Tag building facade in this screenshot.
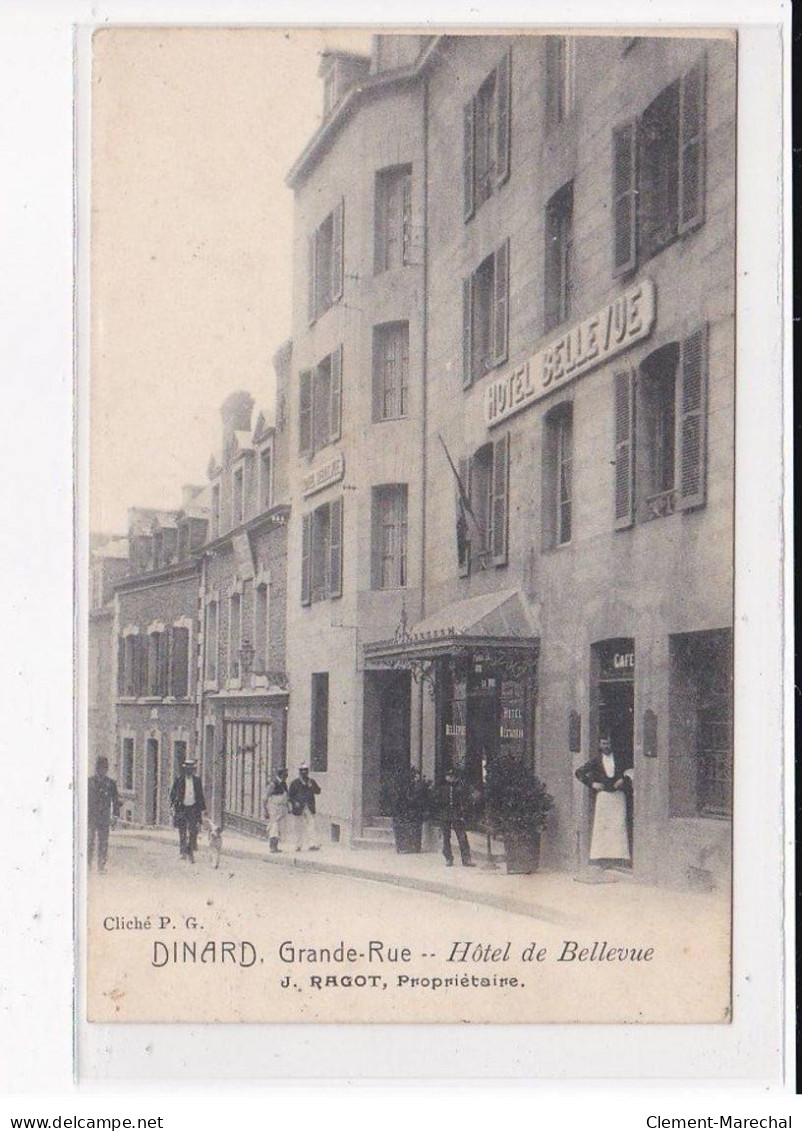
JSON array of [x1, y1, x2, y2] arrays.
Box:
[[88, 534, 129, 771], [286, 33, 735, 886]]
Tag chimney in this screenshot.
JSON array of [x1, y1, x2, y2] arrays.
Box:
[[220, 390, 254, 449], [181, 484, 204, 510]]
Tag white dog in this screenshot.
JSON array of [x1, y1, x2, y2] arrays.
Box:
[[203, 817, 223, 869]]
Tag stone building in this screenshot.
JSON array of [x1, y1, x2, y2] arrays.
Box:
[[286, 33, 735, 886], [88, 533, 129, 773]]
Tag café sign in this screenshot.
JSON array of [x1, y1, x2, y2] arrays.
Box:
[[302, 451, 345, 498], [485, 278, 656, 428]]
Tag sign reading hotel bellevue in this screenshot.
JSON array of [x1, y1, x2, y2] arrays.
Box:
[[485, 279, 656, 428], [301, 451, 345, 498]]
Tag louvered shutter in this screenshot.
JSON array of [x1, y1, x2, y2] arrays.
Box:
[[462, 275, 474, 389], [165, 626, 174, 697], [463, 100, 476, 222], [329, 345, 342, 443], [457, 457, 471, 577], [137, 634, 148, 697], [116, 635, 125, 696], [491, 433, 510, 566], [493, 238, 510, 366], [301, 513, 312, 606], [613, 370, 636, 529], [299, 370, 313, 456], [172, 627, 190, 699], [678, 57, 707, 235], [612, 120, 638, 277], [307, 232, 317, 324], [329, 497, 343, 599], [676, 326, 708, 510], [332, 198, 344, 303], [158, 630, 170, 697], [370, 491, 381, 590], [495, 46, 512, 186]]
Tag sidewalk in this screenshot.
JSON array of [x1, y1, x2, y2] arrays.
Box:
[[114, 824, 728, 933]]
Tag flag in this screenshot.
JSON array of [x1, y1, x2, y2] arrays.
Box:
[[437, 433, 487, 562]]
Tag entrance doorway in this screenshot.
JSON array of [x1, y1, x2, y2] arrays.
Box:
[[223, 720, 272, 833], [378, 672, 411, 815], [592, 639, 635, 859], [145, 737, 160, 825]]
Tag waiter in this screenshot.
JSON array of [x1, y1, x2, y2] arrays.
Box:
[[87, 756, 121, 873], [169, 757, 206, 864]]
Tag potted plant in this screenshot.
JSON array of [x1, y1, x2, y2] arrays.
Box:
[[485, 753, 553, 874], [380, 765, 434, 854]]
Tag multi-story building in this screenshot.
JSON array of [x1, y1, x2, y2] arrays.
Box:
[[287, 33, 735, 887], [88, 533, 129, 771]]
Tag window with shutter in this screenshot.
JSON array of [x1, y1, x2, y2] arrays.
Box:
[[301, 513, 312, 606], [614, 370, 636, 529], [496, 46, 511, 187], [493, 238, 510, 366], [463, 100, 475, 222], [117, 635, 125, 696], [545, 182, 574, 332], [491, 433, 510, 566], [612, 120, 638, 277], [330, 345, 342, 442], [462, 276, 473, 388], [677, 326, 708, 510], [307, 233, 317, 325], [679, 57, 707, 234], [172, 626, 190, 698], [332, 198, 344, 303], [329, 497, 343, 599], [137, 633, 148, 697], [299, 370, 312, 456], [457, 456, 471, 577]]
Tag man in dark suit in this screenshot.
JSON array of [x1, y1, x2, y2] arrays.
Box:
[[439, 767, 476, 868], [88, 756, 121, 873], [288, 764, 321, 851], [169, 757, 206, 863]]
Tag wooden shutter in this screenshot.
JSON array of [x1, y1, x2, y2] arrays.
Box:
[[307, 232, 317, 325], [332, 198, 344, 303], [172, 627, 189, 699], [329, 345, 342, 443], [301, 513, 312, 606], [676, 325, 708, 510], [329, 497, 343, 599], [612, 120, 638, 277], [158, 630, 170, 697], [495, 46, 512, 186], [463, 99, 476, 222], [678, 56, 707, 235], [165, 626, 174, 697], [491, 433, 510, 566], [493, 238, 510, 366], [613, 370, 636, 529], [462, 275, 474, 389], [117, 635, 125, 696], [457, 457, 471, 577], [136, 634, 148, 697], [370, 489, 381, 590], [299, 370, 313, 456]]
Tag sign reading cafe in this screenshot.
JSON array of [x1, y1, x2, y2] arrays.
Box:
[[485, 279, 656, 428]]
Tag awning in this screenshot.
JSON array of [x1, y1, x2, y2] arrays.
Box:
[[363, 589, 539, 667]]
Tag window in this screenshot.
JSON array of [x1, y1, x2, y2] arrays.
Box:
[[456, 434, 510, 576], [232, 465, 245, 527], [147, 630, 167, 697], [229, 593, 242, 680], [121, 737, 135, 792], [462, 240, 509, 388], [613, 57, 706, 277], [299, 346, 343, 457], [205, 601, 218, 682], [170, 625, 190, 698], [308, 200, 344, 323], [254, 581, 270, 674], [545, 36, 575, 127], [119, 633, 142, 698], [259, 446, 273, 511], [373, 322, 409, 421], [301, 497, 343, 605], [211, 483, 220, 539], [614, 327, 708, 530], [463, 46, 511, 221], [542, 404, 573, 549], [375, 166, 412, 272], [371, 485, 409, 590], [310, 673, 329, 772], [544, 182, 574, 332]]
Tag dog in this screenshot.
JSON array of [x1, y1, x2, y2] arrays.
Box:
[[203, 818, 223, 869]]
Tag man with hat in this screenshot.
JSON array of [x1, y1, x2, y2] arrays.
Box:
[[288, 763, 321, 852], [88, 755, 121, 873], [169, 757, 206, 864], [264, 766, 290, 853]]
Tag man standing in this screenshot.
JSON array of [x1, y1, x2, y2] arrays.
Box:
[[439, 766, 475, 868], [264, 766, 289, 853], [88, 756, 121, 873], [169, 757, 206, 864], [288, 763, 321, 852]]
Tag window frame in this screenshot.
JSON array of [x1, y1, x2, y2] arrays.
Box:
[[371, 484, 409, 590], [374, 164, 413, 274], [373, 321, 410, 422]]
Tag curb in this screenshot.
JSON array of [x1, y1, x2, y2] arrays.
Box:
[[116, 829, 575, 927]]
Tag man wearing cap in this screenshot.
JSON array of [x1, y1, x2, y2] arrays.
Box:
[[169, 757, 206, 864], [88, 756, 121, 873], [264, 766, 290, 853], [288, 764, 321, 852]]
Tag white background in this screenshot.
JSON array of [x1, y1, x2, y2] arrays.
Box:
[[0, 0, 793, 1119]]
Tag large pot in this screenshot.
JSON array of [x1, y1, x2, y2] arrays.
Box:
[[502, 828, 541, 874], [393, 818, 423, 854]]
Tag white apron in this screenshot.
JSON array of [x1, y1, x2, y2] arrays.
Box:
[[589, 790, 630, 862]]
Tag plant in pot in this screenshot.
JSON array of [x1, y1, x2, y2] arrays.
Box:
[[380, 765, 434, 854], [485, 753, 553, 874]]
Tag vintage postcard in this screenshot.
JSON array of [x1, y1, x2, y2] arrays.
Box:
[[85, 26, 736, 1025]]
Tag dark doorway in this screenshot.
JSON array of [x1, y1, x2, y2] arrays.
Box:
[[378, 672, 411, 814], [592, 638, 635, 861], [146, 738, 159, 825]]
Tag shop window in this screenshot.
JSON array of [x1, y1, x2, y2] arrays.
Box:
[[463, 46, 511, 221], [310, 672, 329, 772], [375, 165, 412, 273], [170, 625, 190, 698], [371, 485, 408, 590], [544, 181, 574, 332], [204, 601, 218, 682], [545, 36, 576, 128], [542, 403, 573, 549], [307, 199, 344, 323], [373, 322, 409, 421], [299, 346, 342, 456], [457, 434, 509, 576], [462, 239, 509, 388], [259, 445, 273, 511], [301, 497, 343, 605], [228, 593, 242, 680], [121, 737, 135, 792], [612, 56, 706, 276]]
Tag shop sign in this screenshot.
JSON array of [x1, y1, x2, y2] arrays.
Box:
[[485, 278, 656, 428], [599, 646, 635, 681], [301, 451, 345, 498]]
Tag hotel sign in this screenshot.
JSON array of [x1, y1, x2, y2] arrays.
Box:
[[301, 451, 345, 498], [485, 279, 656, 428]]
